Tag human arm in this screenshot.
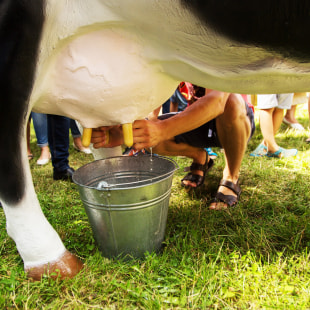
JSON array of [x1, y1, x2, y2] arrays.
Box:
[[132, 90, 230, 150]]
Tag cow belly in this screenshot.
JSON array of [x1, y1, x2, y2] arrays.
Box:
[[31, 28, 178, 127]]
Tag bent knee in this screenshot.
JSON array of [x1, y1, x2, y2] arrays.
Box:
[[219, 94, 246, 121], [218, 95, 251, 136], [227, 94, 246, 114]]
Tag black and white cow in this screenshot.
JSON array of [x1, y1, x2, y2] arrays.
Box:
[[1, 0, 310, 280]]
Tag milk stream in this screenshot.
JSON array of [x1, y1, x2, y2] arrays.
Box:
[[150, 147, 153, 182]]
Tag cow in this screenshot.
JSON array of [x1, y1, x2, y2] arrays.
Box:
[[1, 0, 310, 280]]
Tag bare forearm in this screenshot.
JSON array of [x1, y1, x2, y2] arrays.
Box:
[[159, 90, 230, 140], [132, 90, 230, 150]]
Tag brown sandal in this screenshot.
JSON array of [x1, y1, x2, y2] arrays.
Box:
[[181, 158, 214, 188], [210, 179, 241, 209]]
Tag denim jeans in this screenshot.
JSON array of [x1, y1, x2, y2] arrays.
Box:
[[162, 98, 171, 114], [70, 119, 81, 138], [47, 114, 70, 172], [31, 112, 48, 147]]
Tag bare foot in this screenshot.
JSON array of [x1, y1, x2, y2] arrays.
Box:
[[38, 146, 50, 161]]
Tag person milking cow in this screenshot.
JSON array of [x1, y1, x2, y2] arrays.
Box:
[[89, 88, 255, 210]]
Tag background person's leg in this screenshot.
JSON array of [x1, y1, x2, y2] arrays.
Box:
[[259, 107, 280, 153], [47, 115, 74, 181], [265, 94, 297, 157], [70, 119, 92, 154], [32, 112, 50, 165]]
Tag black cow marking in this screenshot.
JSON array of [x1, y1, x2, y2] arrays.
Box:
[[0, 0, 45, 204], [181, 0, 310, 61]]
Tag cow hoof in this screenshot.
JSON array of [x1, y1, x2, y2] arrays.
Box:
[[25, 250, 83, 281]]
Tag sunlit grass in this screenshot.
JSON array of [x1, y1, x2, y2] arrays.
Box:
[[0, 103, 310, 309]]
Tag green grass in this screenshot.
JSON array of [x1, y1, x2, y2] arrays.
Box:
[[1, 104, 310, 309]]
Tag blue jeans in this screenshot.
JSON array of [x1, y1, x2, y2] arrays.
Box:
[[162, 98, 171, 114], [31, 112, 48, 147], [47, 114, 70, 172], [70, 119, 81, 138]]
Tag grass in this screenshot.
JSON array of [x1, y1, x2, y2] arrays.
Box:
[[1, 103, 310, 309]]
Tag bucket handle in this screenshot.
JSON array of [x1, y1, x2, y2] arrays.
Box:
[[96, 155, 179, 190]]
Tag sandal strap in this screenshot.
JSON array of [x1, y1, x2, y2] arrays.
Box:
[[214, 192, 238, 208], [181, 157, 214, 188], [184, 158, 214, 173], [219, 179, 241, 196], [181, 173, 204, 185], [184, 162, 205, 172], [190, 162, 205, 171]]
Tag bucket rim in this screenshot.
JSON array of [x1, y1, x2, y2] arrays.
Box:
[[72, 154, 179, 190]]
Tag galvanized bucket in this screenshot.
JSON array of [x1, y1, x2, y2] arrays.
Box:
[[73, 155, 178, 259]]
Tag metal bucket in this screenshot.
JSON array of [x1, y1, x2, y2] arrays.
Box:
[[73, 155, 178, 259]]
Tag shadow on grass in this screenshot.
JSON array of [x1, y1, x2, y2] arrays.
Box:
[[165, 127, 310, 265]]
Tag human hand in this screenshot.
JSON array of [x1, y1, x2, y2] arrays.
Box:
[[91, 125, 123, 149], [132, 119, 165, 151]]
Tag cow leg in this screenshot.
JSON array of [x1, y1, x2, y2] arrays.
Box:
[[1, 134, 83, 280], [0, 1, 82, 280]]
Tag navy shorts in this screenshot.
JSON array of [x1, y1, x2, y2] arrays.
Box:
[[158, 101, 255, 149]]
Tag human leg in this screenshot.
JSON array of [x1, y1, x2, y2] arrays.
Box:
[[266, 94, 297, 157], [32, 112, 48, 146], [283, 93, 305, 130], [152, 139, 213, 188], [27, 118, 33, 159], [272, 107, 285, 135], [261, 106, 297, 157], [70, 119, 81, 138], [251, 94, 277, 156], [47, 115, 74, 181], [31, 112, 50, 165], [156, 112, 218, 187], [258, 107, 281, 153], [284, 104, 297, 123], [251, 94, 297, 157], [209, 94, 251, 210], [70, 119, 92, 154]]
